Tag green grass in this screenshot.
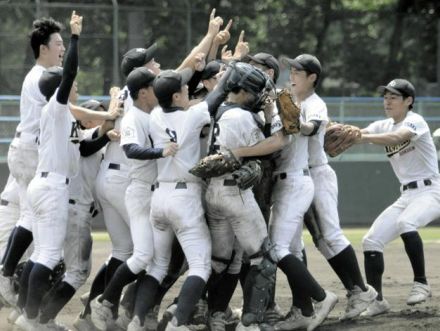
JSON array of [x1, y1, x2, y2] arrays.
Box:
[[92, 227, 440, 244]]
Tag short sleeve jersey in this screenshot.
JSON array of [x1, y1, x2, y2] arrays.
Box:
[[120, 105, 158, 183], [149, 101, 210, 183], [366, 111, 439, 184], [16, 65, 47, 136]]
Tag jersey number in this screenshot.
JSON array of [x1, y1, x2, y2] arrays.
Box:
[[166, 128, 177, 142]]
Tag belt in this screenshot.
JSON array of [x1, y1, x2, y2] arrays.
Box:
[[0, 199, 9, 206], [155, 182, 187, 189], [69, 199, 99, 217], [223, 179, 237, 186], [108, 163, 120, 170], [402, 179, 432, 191], [41, 172, 69, 185], [15, 131, 39, 143], [274, 169, 310, 181]]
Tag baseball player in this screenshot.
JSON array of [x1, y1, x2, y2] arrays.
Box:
[[358, 79, 440, 316], [90, 67, 178, 331], [0, 16, 64, 307], [282, 54, 377, 322], [13, 11, 83, 331]]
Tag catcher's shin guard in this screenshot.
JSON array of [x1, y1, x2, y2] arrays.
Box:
[[241, 238, 277, 326]]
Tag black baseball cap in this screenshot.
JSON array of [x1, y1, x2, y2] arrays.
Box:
[[246, 52, 280, 83], [121, 43, 157, 78], [126, 67, 156, 96], [283, 54, 321, 77], [39, 66, 63, 101], [201, 61, 221, 80], [378, 79, 415, 98], [80, 99, 106, 111], [153, 68, 193, 102]]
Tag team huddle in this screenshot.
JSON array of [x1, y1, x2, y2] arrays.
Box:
[[0, 8, 439, 331]]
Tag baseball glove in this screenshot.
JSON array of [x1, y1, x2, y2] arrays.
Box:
[[189, 149, 241, 178], [324, 122, 362, 157], [232, 160, 263, 190], [276, 89, 301, 134]]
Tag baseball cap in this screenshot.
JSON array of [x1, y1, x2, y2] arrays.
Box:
[[126, 67, 156, 96], [246, 52, 280, 83], [39, 66, 63, 101], [377, 78, 415, 98], [80, 99, 106, 111], [121, 43, 157, 78], [153, 68, 193, 102], [201, 61, 221, 80], [283, 54, 321, 76]]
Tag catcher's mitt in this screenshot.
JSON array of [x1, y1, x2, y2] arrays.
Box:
[[232, 160, 263, 190], [276, 89, 301, 134], [189, 149, 241, 178], [324, 122, 362, 157]]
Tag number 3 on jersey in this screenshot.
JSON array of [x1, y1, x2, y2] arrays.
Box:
[[166, 128, 177, 143]]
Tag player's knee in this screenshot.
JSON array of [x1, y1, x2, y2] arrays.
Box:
[[397, 217, 417, 234], [362, 235, 383, 252], [64, 269, 90, 290], [126, 253, 152, 275]]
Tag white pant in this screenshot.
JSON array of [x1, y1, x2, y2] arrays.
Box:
[[125, 179, 154, 274], [270, 173, 314, 261], [149, 182, 211, 282], [63, 201, 94, 290], [28, 173, 69, 269], [310, 164, 350, 259], [95, 161, 132, 261], [0, 201, 20, 259], [363, 177, 440, 252], [206, 177, 267, 273], [7, 139, 38, 231]]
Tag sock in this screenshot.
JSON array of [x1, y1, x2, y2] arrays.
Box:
[[82, 262, 108, 317], [174, 276, 206, 326], [208, 272, 239, 313], [301, 248, 308, 267], [239, 262, 251, 290], [24, 263, 52, 319], [120, 273, 143, 317], [16, 260, 34, 309], [133, 274, 160, 324], [2, 226, 33, 277], [1, 227, 16, 265], [39, 280, 76, 323], [328, 245, 366, 291], [401, 231, 427, 284], [100, 262, 137, 316], [105, 257, 124, 286], [278, 254, 326, 302], [364, 251, 384, 300]]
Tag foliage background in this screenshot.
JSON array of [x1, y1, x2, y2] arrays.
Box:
[[0, 0, 439, 96]]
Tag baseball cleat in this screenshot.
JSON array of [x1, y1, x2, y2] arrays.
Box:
[[127, 316, 147, 331], [8, 307, 21, 324], [307, 290, 338, 331], [274, 306, 312, 330], [164, 317, 191, 331], [73, 313, 99, 331], [360, 298, 390, 317], [90, 297, 114, 330], [406, 282, 432, 305], [41, 319, 70, 331], [144, 305, 160, 331], [263, 303, 283, 325], [191, 298, 208, 324], [80, 291, 90, 306], [115, 303, 131, 330], [235, 321, 261, 331], [0, 273, 17, 306], [208, 311, 227, 331], [14, 314, 40, 331], [340, 285, 377, 320], [157, 303, 177, 331]]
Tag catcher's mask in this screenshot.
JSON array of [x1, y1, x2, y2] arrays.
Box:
[[226, 62, 276, 112]]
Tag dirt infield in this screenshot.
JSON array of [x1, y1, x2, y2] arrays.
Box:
[[1, 236, 439, 330]]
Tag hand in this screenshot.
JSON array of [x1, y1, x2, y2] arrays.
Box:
[[221, 45, 234, 63], [106, 129, 120, 142], [106, 103, 122, 120], [193, 52, 206, 72], [70, 10, 83, 36], [207, 8, 223, 37], [233, 30, 249, 60], [162, 142, 179, 157], [214, 19, 232, 45]]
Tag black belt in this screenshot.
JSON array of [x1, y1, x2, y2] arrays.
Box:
[[274, 169, 310, 181], [156, 182, 187, 189], [223, 179, 237, 186], [69, 199, 76, 205], [108, 163, 120, 170], [41, 172, 69, 185], [0, 199, 9, 206], [403, 179, 432, 191]]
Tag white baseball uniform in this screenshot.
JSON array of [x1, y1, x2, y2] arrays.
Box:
[[0, 175, 20, 259], [8, 65, 46, 231], [206, 105, 268, 274], [148, 101, 211, 283], [305, 93, 350, 259], [27, 91, 81, 269], [120, 105, 157, 274], [362, 111, 440, 252], [95, 87, 133, 262]]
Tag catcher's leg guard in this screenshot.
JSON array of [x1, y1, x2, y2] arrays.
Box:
[[242, 238, 278, 326]]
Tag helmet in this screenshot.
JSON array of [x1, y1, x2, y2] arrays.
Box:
[[225, 62, 276, 111]]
